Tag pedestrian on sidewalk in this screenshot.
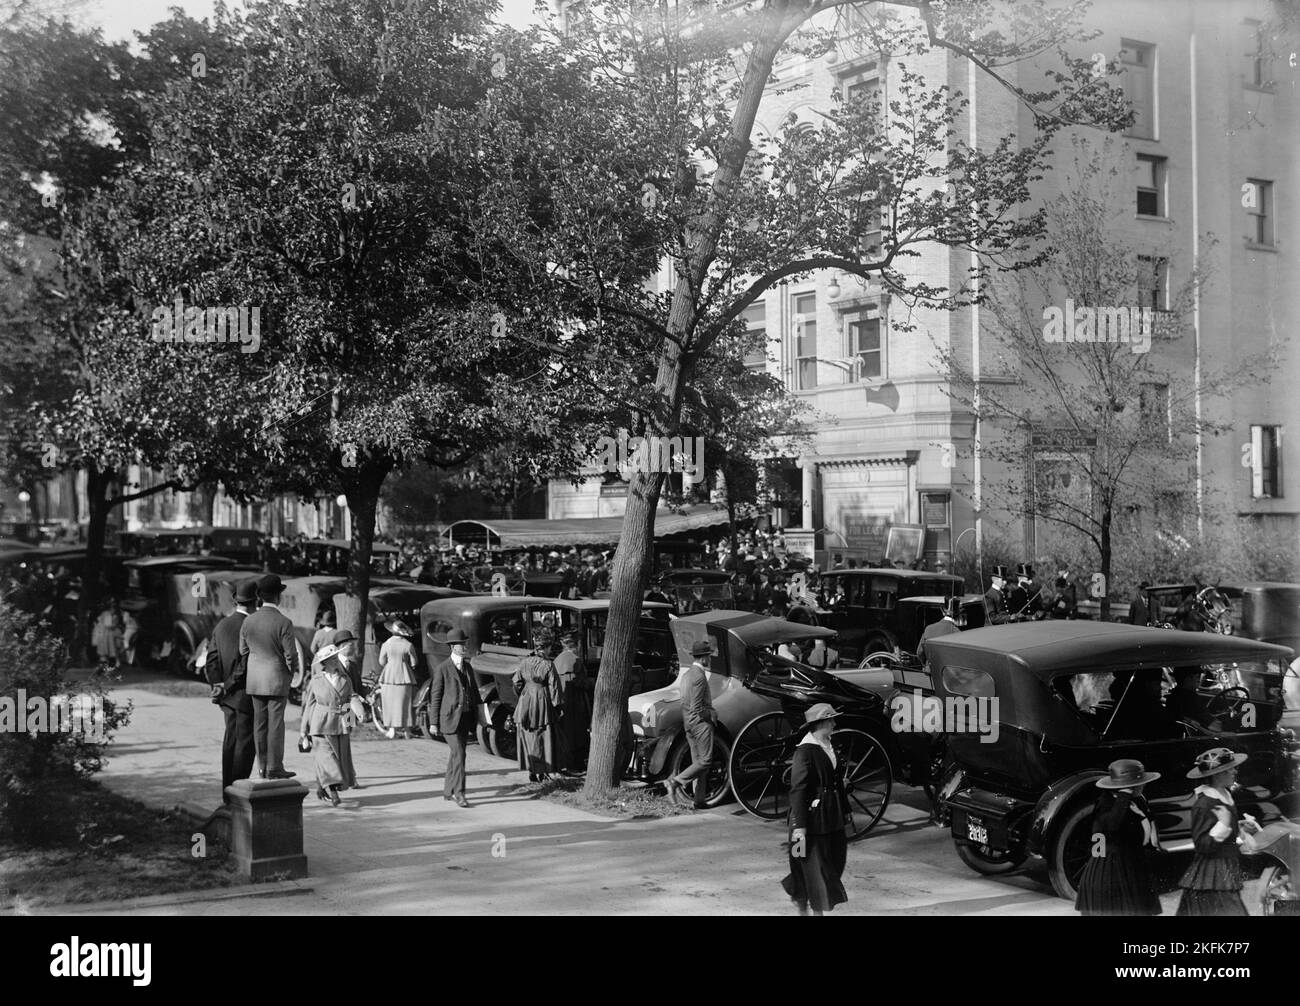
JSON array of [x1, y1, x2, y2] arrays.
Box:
[[299, 637, 355, 807], [239, 573, 299, 780], [326, 629, 363, 789], [428, 626, 479, 807], [1074, 759, 1162, 916], [513, 626, 563, 782], [1176, 747, 1261, 916], [378, 619, 419, 739], [553, 629, 591, 772], [782, 703, 849, 916], [91, 599, 123, 665], [206, 578, 258, 799], [664, 639, 717, 809]]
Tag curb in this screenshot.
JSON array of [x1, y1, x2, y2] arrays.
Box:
[[10, 876, 317, 916]]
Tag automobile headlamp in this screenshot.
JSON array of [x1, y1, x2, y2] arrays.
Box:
[[642, 702, 657, 731]]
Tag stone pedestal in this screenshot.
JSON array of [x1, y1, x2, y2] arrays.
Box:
[[224, 778, 309, 881]]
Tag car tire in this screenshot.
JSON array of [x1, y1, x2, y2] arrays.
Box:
[[861, 633, 895, 657], [1046, 801, 1095, 899], [666, 733, 732, 808], [955, 839, 1027, 876], [169, 632, 193, 679], [490, 705, 517, 762], [1259, 863, 1295, 915]]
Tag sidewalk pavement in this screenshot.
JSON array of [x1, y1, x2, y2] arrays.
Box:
[[42, 680, 1081, 916]]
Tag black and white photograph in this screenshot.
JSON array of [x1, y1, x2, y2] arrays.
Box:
[[0, 0, 1297, 950]]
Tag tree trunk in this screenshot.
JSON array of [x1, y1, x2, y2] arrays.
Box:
[[582, 6, 795, 797], [342, 458, 392, 682], [76, 465, 113, 665]]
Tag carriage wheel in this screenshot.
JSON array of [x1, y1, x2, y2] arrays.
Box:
[[858, 650, 899, 670], [831, 728, 892, 841], [728, 711, 796, 820], [369, 689, 388, 733]]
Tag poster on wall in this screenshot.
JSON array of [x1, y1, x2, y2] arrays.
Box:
[[842, 512, 891, 557], [885, 524, 924, 566]]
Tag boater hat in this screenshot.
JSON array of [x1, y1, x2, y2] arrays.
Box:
[[1095, 758, 1161, 789], [1187, 747, 1248, 779], [385, 618, 413, 638]]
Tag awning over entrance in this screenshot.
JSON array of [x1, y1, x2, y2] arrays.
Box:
[[444, 504, 733, 549]]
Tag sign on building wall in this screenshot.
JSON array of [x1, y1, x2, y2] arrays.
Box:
[[886, 524, 924, 565], [842, 511, 890, 555]]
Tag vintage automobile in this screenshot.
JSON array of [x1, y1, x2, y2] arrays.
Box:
[[120, 556, 247, 667], [420, 595, 676, 759], [627, 610, 837, 806], [296, 539, 402, 577], [649, 568, 736, 613], [793, 568, 965, 661], [167, 567, 264, 677], [117, 526, 264, 563], [1233, 583, 1300, 711], [925, 621, 1300, 903], [333, 582, 469, 686]]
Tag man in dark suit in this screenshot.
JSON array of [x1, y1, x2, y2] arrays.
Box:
[[917, 596, 962, 667], [428, 627, 479, 807], [206, 577, 259, 798], [664, 639, 717, 809], [984, 565, 1013, 625], [239, 573, 299, 779]]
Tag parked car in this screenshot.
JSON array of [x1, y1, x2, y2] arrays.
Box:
[[119, 556, 246, 667], [333, 582, 469, 683], [168, 567, 264, 677], [925, 620, 1299, 902], [420, 595, 675, 759], [626, 610, 837, 806], [650, 568, 736, 613], [788, 569, 966, 661], [297, 539, 402, 577]]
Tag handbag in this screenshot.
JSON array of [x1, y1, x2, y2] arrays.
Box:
[[297, 735, 313, 753]]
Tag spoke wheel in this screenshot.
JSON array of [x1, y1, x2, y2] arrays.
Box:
[[1046, 802, 1094, 898], [728, 711, 796, 820], [831, 728, 892, 840], [1260, 864, 1296, 916], [369, 689, 388, 733], [665, 733, 733, 808]]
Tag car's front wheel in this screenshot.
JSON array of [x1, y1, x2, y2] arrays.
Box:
[[955, 839, 1027, 876]]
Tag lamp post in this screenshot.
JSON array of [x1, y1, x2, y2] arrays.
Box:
[[954, 525, 981, 594], [17, 489, 30, 523]]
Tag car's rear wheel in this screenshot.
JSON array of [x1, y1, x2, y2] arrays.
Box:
[[489, 705, 516, 762], [955, 840, 1026, 876], [666, 733, 732, 808], [1047, 801, 1094, 899]]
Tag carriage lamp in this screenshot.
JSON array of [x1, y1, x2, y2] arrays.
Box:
[[335, 495, 347, 508], [827, 276, 841, 300]]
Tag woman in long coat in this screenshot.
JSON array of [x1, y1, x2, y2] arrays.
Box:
[[552, 630, 592, 772], [782, 703, 850, 916], [1177, 747, 1261, 916], [378, 619, 419, 739], [512, 627, 563, 781], [1075, 759, 1162, 916], [299, 639, 355, 807]]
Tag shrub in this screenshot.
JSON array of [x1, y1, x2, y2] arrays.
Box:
[[0, 602, 132, 846]]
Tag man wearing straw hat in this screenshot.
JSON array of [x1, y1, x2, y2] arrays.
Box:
[[782, 703, 850, 915]]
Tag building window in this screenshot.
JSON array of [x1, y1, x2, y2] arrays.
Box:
[[1137, 256, 1168, 310], [846, 306, 885, 381], [1121, 40, 1156, 138], [742, 301, 767, 372], [1136, 155, 1165, 217], [1245, 179, 1274, 247], [1244, 19, 1273, 90], [792, 292, 817, 390], [1250, 425, 1283, 499], [1139, 382, 1171, 444]]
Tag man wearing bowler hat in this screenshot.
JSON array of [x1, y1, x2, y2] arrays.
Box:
[[428, 627, 479, 807], [206, 577, 259, 797], [239, 573, 299, 779], [664, 638, 718, 809]]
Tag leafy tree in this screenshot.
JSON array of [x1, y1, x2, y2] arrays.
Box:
[[474, 0, 1132, 794]]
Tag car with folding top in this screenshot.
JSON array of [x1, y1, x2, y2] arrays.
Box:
[[420, 595, 675, 761], [925, 621, 1300, 903], [650, 568, 736, 613], [626, 609, 837, 806]]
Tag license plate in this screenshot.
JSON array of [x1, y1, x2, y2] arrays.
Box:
[[966, 815, 988, 845]]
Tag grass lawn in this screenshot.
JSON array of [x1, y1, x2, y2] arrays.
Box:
[[0, 777, 239, 912]]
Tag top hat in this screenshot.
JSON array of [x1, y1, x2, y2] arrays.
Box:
[[444, 627, 469, 645], [803, 702, 841, 726], [990, 565, 1011, 581], [386, 618, 413, 638], [1186, 747, 1249, 779], [943, 596, 962, 620], [234, 579, 260, 604], [1015, 563, 1035, 579], [1095, 758, 1161, 789], [258, 573, 284, 598], [690, 639, 715, 658]]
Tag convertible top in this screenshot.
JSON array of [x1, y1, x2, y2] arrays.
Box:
[[673, 609, 835, 646], [924, 620, 1292, 679]]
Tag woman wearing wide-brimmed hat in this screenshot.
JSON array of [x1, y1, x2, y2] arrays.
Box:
[[512, 626, 563, 781], [1074, 759, 1162, 916], [298, 635, 356, 807], [377, 618, 419, 739], [781, 703, 850, 916], [1176, 747, 1261, 916]]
